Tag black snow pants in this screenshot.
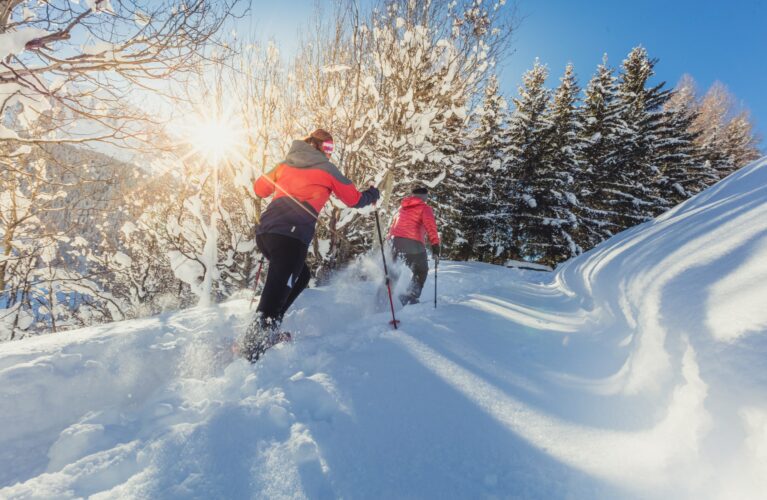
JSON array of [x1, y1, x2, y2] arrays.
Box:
[[391, 237, 429, 305], [255, 233, 311, 325]]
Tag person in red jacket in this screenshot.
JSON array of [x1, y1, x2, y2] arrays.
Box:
[[387, 185, 440, 305], [245, 129, 379, 361]]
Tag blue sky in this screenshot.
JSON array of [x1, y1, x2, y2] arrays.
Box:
[[245, 0, 765, 146], [502, 0, 766, 145]]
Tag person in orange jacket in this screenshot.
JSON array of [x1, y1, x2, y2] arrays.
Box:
[[387, 185, 440, 305], [245, 129, 379, 361]]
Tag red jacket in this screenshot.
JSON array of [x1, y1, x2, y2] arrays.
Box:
[[253, 140, 376, 244], [388, 196, 440, 245], [254, 163, 363, 213]]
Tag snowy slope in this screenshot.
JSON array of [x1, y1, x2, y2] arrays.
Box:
[[1, 158, 766, 499]]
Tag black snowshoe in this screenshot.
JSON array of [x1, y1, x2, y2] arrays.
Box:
[[236, 315, 292, 363]]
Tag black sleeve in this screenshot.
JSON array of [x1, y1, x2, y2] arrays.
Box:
[[353, 186, 380, 208]]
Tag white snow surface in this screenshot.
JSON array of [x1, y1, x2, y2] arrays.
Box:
[[2, 158, 767, 499]]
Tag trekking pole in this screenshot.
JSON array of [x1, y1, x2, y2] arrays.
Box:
[[249, 256, 266, 310], [374, 208, 400, 329], [434, 256, 438, 309]]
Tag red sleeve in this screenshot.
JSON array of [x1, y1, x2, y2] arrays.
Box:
[[422, 206, 440, 245], [329, 176, 362, 207], [253, 165, 281, 198]]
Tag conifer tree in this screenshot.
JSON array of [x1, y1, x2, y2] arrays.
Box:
[[575, 55, 625, 247], [504, 61, 554, 262], [655, 75, 709, 206], [429, 112, 471, 258], [611, 47, 669, 226], [539, 63, 583, 263], [458, 75, 509, 261]]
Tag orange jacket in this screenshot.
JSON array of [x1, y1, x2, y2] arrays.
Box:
[[254, 140, 377, 244], [254, 163, 363, 213]]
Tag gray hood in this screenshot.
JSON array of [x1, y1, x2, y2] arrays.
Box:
[[282, 140, 352, 184]]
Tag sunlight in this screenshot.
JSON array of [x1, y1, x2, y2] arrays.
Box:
[[184, 111, 246, 166]]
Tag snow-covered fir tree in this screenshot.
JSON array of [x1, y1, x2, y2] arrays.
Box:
[[427, 112, 471, 258], [610, 47, 669, 227], [503, 60, 554, 262], [574, 55, 625, 247], [456, 75, 509, 261], [537, 63, 583, 264], [655, 74, 709, 206]]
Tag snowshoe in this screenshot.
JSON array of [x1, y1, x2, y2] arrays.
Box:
[[236, 315, 292, 363], [234, 330, 292, 363], [398, 294, 419, 306]]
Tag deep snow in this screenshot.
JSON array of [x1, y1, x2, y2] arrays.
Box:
[[1, 158, 766, 499]]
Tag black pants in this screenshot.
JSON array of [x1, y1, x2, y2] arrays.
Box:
[[255, 233, 311, 324], [391, 238, 428, 305]]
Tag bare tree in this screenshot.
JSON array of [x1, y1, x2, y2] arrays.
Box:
[[692, 81, 761, 178], [1, 0, 241, 148], [0, 0, 241, 339]]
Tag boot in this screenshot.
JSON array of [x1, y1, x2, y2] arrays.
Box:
[[398, 293, 419, 306], [240, 313, 279, 363]]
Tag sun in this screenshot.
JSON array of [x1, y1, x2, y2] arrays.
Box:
[[182, 111, 247, 166]]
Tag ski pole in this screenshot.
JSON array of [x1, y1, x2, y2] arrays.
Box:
[[434, 256, 438, 309], [374, 208, 400, 329], [249, 256, 266, 310]]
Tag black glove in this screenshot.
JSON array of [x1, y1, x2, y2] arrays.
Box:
[[354, 186, 380, 208], [431, 244, 440, 258]]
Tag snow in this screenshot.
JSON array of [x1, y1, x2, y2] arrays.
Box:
[[85, 0, 115, 14], [0, 27, 50, 60], [706, 237, 767, 342], [321, 64, 350, 74], [565, 191, 579, 205], [522, 193, 538, 208], [327, 86, 340, 109], [81, 40, 115, 56], [167, 250, 204, 291], [112, 251, 132, 268], [120, 221, 137, 237], [1, 157, 766, 498], [0, 80, 53, 130], [0, 124, 19, 140]]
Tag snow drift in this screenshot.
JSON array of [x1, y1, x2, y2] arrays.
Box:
[[1, 158, 766, 499]]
